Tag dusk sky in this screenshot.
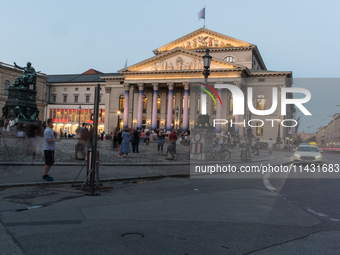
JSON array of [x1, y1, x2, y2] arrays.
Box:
[[1, 0, 339, 133]]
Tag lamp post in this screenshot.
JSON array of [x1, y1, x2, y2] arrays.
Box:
[[197, 48, 212, 126], [117, 110, 121, 130], [175, 106, 179, 130], [276, 117, 281, 144], [78, 105, 81, 128]]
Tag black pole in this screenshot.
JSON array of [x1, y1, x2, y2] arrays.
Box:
[[88, 84, 100, 196]]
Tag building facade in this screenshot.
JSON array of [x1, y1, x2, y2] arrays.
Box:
[[2, 28, 294, 141], [316, 114, 340, 146]]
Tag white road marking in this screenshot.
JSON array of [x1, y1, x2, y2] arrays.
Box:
[[262, 171, 276, 192]]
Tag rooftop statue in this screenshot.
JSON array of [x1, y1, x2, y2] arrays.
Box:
[[11, 62, 37, 90]]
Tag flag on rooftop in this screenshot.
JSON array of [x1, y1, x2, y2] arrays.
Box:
[[198, 7, 205, 20]]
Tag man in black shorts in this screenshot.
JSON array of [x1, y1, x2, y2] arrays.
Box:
[[43, 119, 57, 181]]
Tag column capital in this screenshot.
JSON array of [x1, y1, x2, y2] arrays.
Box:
[[167, 82, 174, 90], [137, 83, 145, 91], [183, 82, 190, 90], [123, 83, 130, 90], [152, 83, 159, 91], [105, 87, 111, 94]]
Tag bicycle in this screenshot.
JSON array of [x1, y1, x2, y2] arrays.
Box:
[[204, 145, 231, 161]]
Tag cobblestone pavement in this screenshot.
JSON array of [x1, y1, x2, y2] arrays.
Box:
[[0, 136, 268, 163]]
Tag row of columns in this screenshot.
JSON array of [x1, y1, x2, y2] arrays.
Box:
[[123, 82, 190, 131]]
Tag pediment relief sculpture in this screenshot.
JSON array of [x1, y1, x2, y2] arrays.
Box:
[[151, 57, 203, 71]]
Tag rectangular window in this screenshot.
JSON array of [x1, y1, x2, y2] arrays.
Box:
[[68, 109, 72, 122], [64, 88, 67, 91], [80, 109, 84, 122], [60, 109, 64, 120], [75, 88, 79, 91], [52, 95, 56, 103], [63, 95, 67, 103], [86, 88, 90, 91], [102, 110, 105, 123], [256, 123, 263, 136], [86, 95, 90, 103], [52, 109, 56, 119], [53, 88, 57, 91], [72, 109, 77, 122], [56, 109, 60, 119], [85, 109, 89, 122], [74, 95, 78, 103]]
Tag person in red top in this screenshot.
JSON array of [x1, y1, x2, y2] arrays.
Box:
[[169, 130, 178, 155]]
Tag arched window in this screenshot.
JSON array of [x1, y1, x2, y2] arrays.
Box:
[[172, 96, 175, 113], [223, 56, 236, 63], [119, 94, 124, 112], [4, 80, 10, 95], [157, 95, 161, 113], [256, 94, 266, 110], [229, 94, 233, 114], [143, 94, 147, 113]]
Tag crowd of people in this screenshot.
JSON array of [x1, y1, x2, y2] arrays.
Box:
[[111, 128, 191, 158]]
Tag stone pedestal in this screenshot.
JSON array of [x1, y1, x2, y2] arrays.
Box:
[[190, 126, 216, 161], [2, 86, 40, 122]]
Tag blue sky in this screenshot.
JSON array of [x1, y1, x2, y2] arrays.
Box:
[[1, 0, 339, 133]]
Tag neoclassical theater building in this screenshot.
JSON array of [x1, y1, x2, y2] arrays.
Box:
[[1, 28, 294, 140]]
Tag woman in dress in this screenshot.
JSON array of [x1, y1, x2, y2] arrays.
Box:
[[120, 128, 131, 158]]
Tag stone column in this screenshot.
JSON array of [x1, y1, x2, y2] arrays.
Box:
[[182, 82, 190, 131], [151, 83, 159, 131], [200, 84, 207, 115], [215, 86, 223, 134], [137, 83, 144, 130], [234, 81, 242, 135], [123, 83, 130, 128], [104, 87, 111, 133], [166, 82, 174, 131]]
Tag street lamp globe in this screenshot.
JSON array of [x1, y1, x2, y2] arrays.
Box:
[[203, 48, 212, 69]]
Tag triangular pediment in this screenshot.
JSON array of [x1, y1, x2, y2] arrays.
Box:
[[119, 47, 245, 73], [154, 28, 254, 53]]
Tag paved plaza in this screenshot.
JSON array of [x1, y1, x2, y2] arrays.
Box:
[[0, 134, 270, 164]]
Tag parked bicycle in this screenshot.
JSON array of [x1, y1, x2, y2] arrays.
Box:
[[204, 145, 231, 161]]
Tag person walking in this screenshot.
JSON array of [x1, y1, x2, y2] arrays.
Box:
[[120, 128, 131, 157], [132, 129, 140, 153], [145, 129, 150, 145], [169, 129, 178, 155], [117, 129, 123, 156], [267, 138, 274, 155], [157, 130, 166, 155], [43, 119, 57, 181]]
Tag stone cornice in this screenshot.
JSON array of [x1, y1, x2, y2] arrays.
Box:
[[241, 68, 292, 78], [155, 46, 254, 55], [46, 83, 106, 87], [121, 69, 243, 75], [100, 76, 124, 81]]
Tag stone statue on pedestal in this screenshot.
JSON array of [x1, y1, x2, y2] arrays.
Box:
[[2, 62, 40, 122]]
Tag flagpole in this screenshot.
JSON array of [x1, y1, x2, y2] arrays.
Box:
[[204, 6, 206, 28]]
